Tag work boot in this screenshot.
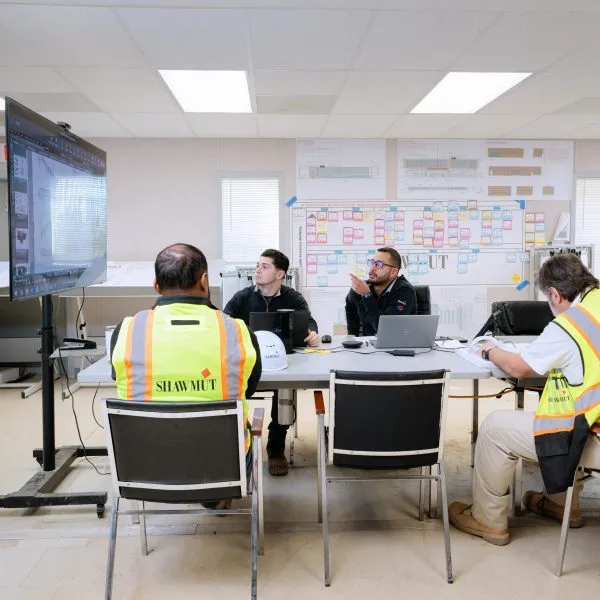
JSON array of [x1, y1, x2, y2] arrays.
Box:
[[449, 501, 511, 546], [268, 453, 289, 476], [522, 491, 584, 528]]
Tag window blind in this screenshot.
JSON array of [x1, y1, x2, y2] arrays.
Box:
[[575, 178, 600, 275], [221, 177, 280, 264]]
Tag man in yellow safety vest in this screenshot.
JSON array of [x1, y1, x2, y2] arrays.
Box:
[[111, 243, 261, 509], [450, 253, 600, 545]]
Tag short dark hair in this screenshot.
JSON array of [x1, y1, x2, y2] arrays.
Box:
[[537, 253, 599, 302], [155, 243, 208, 291], [261, 249, 289, 273], [377, 247, 401, 269]]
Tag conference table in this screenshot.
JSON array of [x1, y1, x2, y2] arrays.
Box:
[[77, 340, 493, 459]]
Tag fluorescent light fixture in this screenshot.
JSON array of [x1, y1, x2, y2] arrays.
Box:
[[411, 72, 531, 114], [0, 97, 5, 111], [159, 70, 252, 113]]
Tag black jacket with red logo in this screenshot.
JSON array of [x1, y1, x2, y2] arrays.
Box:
[[345, 275, 417, 336]]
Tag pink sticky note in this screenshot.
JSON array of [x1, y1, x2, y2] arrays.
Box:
[[414, 220, 424, 229], [423, 238, 433, 247], [317, 212, 328, 221], [317, 234, 327, 243], [343, 211, 353, 220], [307, 217, 317, 226], [354, 229, 364, 239], [434, 221, 444, 231], [353, 212, 363, 221], [307, 254, 317, 264], [535, 213, 545, 223], [433, 238, 443, 248], [503, 220, 512, 230], [343, 237, 354, 245], [307, 264, 317, 274], [395, 212, 405, 221], [307, 235, 316, 244], [328, 212, 338, 222], [460, 228, 470, 238], [343, 227, 354, 236]]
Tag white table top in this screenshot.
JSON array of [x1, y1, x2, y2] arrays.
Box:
[[78, 342, 491, 390]]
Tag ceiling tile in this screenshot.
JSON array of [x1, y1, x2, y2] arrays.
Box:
[[0, 23, 48, 66], [444, 114, 540, 138], [249, 10, 371, 69], [39, 112, 132, 137], [253, 70, 347, 96], [0, 5, 147, 68], [256, 95, 336, 114], [117, 8, 251, 70], [452, 12, 600, 71], [569, 122, 600, 138], [257, 115, 328, 137], [355, 10, 497, 70], [110, 113, 194, 137], [322, 115, 397, 137], [553, 98, 600, 114], [385, 114, 468, 138], [333, 71, 444, 114], [2, 93, 99, 112], [0, 67, 75, 93], [481, 72, 600, 115], [57, 68, 180, 113], [185, 114, 259, 137], [505, 114, 600, 138]]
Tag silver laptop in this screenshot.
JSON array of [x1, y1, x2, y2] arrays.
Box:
[[374, 315, 440, 350]]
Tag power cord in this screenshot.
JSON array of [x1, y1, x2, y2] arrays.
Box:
[[55, 346, 109, 476], [75, 287, 85, 339]]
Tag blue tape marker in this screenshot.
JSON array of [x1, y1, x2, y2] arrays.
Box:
[[286, 195, 298, 207], [516, 199, 526, 210], [516, 279, 530, 291], [472, 248, 480, 253]]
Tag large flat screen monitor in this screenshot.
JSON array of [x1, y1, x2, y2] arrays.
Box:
[[5, 97, 107, 301]]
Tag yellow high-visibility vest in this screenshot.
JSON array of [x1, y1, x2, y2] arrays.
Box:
[[112, 300, 257, 453], [534, 287, 600, 492]]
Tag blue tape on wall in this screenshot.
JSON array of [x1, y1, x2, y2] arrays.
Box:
[[516, 279, 529, 291], [515, 199, 526, 209], [286, 196, 298, 207]]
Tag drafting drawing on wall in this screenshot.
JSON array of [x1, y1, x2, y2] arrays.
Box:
[[297, 139, 386, 200]]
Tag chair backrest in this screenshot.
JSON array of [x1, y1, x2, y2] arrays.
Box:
[[491, 301, 553, 336], [328, 370, 449, 469], [414, 285, 431, 315], [103, 399, 247, 504]]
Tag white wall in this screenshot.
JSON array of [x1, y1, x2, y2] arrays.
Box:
[[575, 140, 600, 174], [92, 138, 295, 262]]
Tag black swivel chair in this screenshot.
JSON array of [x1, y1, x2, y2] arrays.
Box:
[[103, 399, 264, 600], [314, 369, 453, 587], [475, 300, 553, 337], [414, 285, 431, 315]]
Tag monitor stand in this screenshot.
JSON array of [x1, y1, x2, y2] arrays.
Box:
[[0, 294, 108, 517]]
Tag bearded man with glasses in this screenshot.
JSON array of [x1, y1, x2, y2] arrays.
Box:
[[345, 246, 417, 336]]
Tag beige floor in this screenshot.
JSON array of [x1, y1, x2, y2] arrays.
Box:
[[0, 377, 598, 600]]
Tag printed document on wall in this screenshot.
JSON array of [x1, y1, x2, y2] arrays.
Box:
[[297, 139, 386, 200]]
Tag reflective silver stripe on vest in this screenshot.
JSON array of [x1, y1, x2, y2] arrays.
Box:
[[562, 305, 600, 353], [575, 385, 600, 413], [221, 314, 243, 399], [128, 310, 152, 400], [534, 416, 574, 434]]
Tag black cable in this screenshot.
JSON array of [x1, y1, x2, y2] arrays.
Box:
[[74, 287, 85, 339], [91, 383, 103, 430], [55, 347, 108, 476]]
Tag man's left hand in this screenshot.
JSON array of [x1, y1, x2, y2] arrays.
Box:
[[305, 330, 320, 347]]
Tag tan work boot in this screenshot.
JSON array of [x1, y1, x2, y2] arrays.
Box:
[[268, 453, 289, 476], [522, 491, 584, 528], [449, 502, 511, 546]]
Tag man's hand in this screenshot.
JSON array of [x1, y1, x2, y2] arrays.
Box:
[[304, 330, 320, 347], [350, 273, 370, 296], [477, 341, 497, 357]]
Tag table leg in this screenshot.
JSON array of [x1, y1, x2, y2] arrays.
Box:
[[471, 379, 479, 468]]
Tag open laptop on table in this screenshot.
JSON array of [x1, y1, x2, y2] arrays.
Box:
[[374, 315, 440, 351]]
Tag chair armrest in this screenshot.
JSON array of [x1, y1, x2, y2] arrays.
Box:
[[314, 390, 325, 415], [251, 407, 265, 436]]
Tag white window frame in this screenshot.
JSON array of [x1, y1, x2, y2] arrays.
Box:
[[220, 173, 282, 266], [573, 173, 600, 276]]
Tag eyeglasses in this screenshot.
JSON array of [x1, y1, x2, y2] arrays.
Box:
[[368, 259, 397, 270]]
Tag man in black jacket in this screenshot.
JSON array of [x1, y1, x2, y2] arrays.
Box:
[[224, 249, 319, 476], [345, 247, 416, 336]]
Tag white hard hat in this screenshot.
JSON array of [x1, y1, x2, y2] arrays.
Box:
[[254, 330, 288, 371]]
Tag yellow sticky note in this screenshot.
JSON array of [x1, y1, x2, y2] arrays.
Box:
[[511, 273, 521, 284], [525, 232, 535, 243], [534, 232, 545, 242], [317, 222, 328, 234]]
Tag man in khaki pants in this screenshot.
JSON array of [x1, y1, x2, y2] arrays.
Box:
[[450, 254, 600, 545]]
